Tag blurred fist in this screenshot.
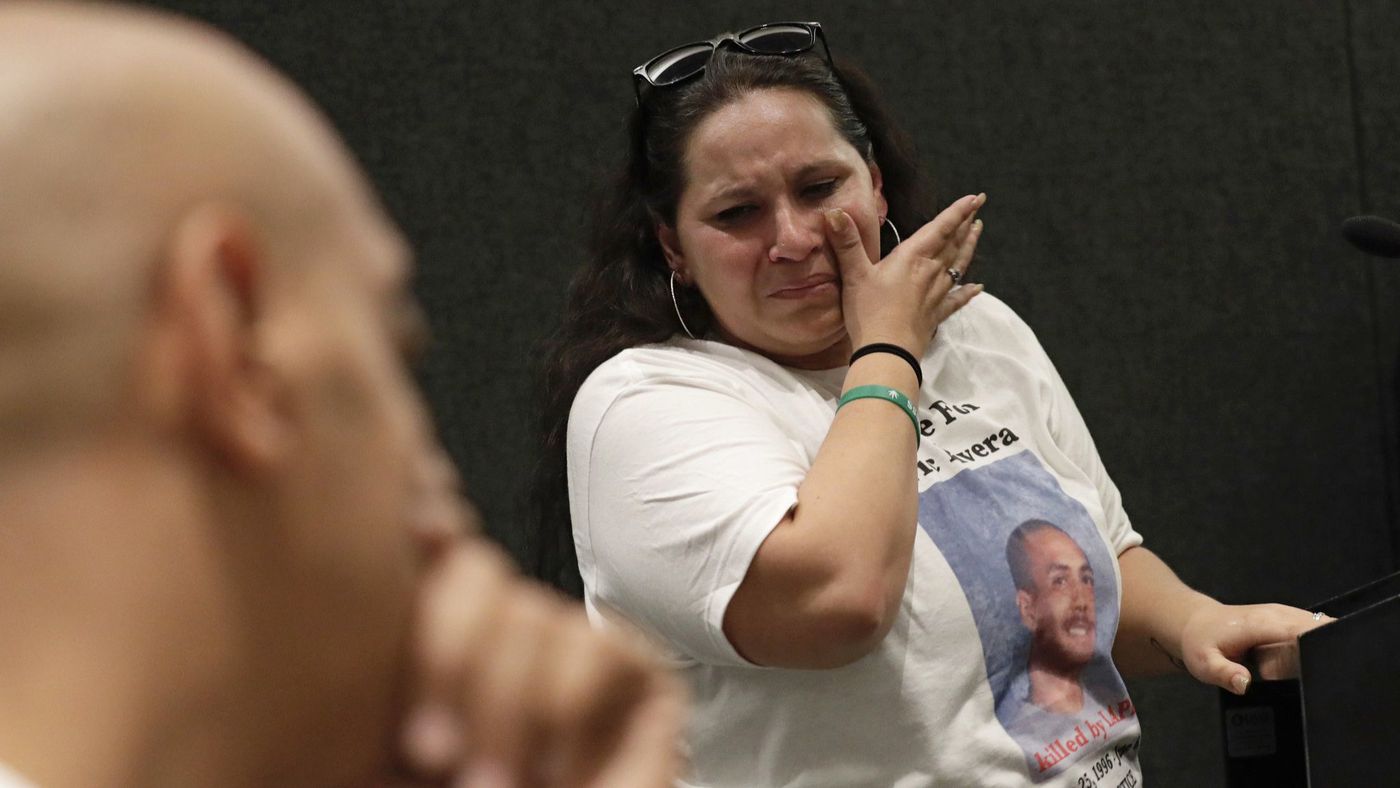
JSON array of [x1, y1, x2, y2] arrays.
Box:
[[393, 540, 687, 788]]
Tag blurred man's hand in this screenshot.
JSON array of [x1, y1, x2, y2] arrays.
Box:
[[394, 540, 687, 788]]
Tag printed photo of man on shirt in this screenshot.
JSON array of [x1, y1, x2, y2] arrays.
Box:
[[1007, 520, 1098, 714]]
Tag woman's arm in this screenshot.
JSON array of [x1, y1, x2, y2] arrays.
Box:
[[1114, 545, 1328, 693], [721, 350, 921, 669], [722, 196, 985, 670]]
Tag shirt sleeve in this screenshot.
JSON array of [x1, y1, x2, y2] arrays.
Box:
[[1041, 353, 1144, 555], [981, 296, 1144, 555], [569, 362, 808, 667]]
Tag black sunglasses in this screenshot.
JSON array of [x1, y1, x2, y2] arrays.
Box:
[[631, 21, 834, 105]]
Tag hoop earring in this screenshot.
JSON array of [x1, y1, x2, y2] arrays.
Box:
[[881, 216, 902, 246], [670, 270, 697, 339]]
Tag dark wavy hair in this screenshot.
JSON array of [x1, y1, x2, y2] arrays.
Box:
[[529, 44, 933, 595]]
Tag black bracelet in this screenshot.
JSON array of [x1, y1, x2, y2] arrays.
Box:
[[849, 342, 923, 386]]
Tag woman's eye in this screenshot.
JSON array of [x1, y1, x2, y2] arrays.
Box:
[[715, 204, 756, 223], [803, 179, 839, 199]]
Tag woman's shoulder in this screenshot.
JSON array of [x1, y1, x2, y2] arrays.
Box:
[[950, 289, 1026, 328], [941, 289, 1042, 351], [583, 338, 755, 389], [572, 338, 772, 416]]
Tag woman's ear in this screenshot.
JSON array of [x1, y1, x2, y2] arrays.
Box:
[[656, 223, 686, 282], [869, 162, 888, 222]]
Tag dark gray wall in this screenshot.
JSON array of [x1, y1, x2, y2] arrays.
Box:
[[149, 2, 1400, 785]]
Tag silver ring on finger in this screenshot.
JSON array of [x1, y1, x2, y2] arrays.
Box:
[[947, 268, 963, 285]]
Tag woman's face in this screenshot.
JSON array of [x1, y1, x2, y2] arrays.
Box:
[[658, 88, 886, 369]]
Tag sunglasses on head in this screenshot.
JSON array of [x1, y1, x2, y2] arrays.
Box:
[[631, 21, 834, 105]]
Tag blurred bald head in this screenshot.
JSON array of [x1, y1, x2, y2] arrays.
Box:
[[0, 1, 382, 450], [0, 5, 449, 786]]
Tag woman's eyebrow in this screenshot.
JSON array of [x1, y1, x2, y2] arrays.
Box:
[[794, 158, 847, 179]]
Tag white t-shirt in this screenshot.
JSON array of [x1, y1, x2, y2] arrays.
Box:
[[568, 293, 1145, 787]]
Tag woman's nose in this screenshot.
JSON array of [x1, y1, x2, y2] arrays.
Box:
[[769, 200, 823, 262]]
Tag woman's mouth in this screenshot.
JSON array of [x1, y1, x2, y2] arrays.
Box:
[[770, 275, 838, 299]]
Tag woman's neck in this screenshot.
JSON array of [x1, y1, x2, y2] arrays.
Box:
[[709, 328, 853, 371]]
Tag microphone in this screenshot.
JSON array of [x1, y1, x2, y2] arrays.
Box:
[[1342, 215, 1400, 258]]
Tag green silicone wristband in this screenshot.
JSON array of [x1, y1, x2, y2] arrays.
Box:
[[837, 384, 919, 436]]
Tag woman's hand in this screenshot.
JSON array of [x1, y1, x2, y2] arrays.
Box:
[[1115, 546, 1333, 694], [823, 193, 986, 357], [1179, 600, 1332, 694]]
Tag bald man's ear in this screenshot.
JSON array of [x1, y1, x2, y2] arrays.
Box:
[[1016, 588, 1036, 629], [150, 204, 287, 473]]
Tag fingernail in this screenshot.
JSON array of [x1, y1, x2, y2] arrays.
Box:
[[973, 218, 984, 232], [824, 209, 849, 232], [403, 703, 462, 771], [1231, 674, 1251, 695], [460, 761, 513, 788]]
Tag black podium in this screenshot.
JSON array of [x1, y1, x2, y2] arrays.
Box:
[[1220, 571, 1400, 787]]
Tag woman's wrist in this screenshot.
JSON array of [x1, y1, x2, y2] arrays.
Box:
[[1156, 589, 1220, 664], [1118, 547, 1218, 676], [850, 343, 922, 386], [845, 352, 918, 400], [847, 329, 923, 359]]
